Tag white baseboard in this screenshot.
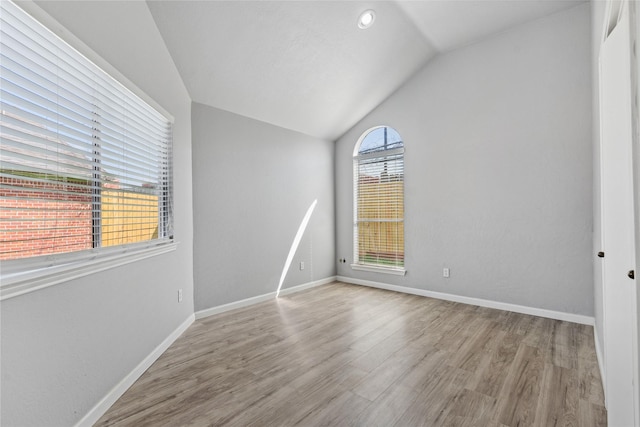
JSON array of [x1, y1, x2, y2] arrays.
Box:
[[74, 314, 195, 427], [195, 276, 336, 320], [336, 276, 595, 326], [594, 325, 607, 407], [195, 290, 276, 320], [278, 276, 336, 297]]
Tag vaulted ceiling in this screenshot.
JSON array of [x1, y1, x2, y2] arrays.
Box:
[[147, 0, 584, 141]]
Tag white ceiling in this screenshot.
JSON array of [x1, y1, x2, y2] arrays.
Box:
[[147, 0, 584, 141], [397, 0, 585, 52]]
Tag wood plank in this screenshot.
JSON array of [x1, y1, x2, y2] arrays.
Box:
[[474, 331, 523, 398], [352, 385, 420, 427], [393, 363, 471, 426], [496, 344, 545, 426], [534, 363, 578, 427], [352, 342, 430, 401], [441, 388, 498, 427]]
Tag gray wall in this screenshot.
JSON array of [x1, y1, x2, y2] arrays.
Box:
[[1, 2, 194, 426], [336, 4, 593, 316], [591, 0, 607, 358], [191, 103, 335, 311]]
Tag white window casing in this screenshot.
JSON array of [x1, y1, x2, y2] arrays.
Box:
[[352, 126, 405, 275]]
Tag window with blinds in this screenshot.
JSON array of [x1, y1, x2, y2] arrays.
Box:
[[0, 0, 173, 263], [353, 126, 404, 271]]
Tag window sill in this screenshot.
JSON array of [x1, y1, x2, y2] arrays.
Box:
[[0, 242, 177, 300], [350, 263, 406, 276]]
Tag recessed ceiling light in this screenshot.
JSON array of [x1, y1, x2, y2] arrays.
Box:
[[358, 10, 376, 29]]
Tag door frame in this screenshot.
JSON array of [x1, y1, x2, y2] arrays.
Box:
[[599, 0, 639, 422]]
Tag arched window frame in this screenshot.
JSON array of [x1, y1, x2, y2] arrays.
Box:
[[352, 126, 406, 275]]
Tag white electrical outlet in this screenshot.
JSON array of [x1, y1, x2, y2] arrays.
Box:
[[443, 268, 450, 278], [178, 289, 183, 302], [300, 262, 305, 270]]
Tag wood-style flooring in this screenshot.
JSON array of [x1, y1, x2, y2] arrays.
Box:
[[96, 282, 606, 426]]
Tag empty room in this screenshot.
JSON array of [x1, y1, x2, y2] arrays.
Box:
[[1, 0, 639, 426]]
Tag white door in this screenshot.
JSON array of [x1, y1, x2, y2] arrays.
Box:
[[600, 1, 638, 425]]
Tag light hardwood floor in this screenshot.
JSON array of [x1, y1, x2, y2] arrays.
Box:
[[96, 282, 606, 426]]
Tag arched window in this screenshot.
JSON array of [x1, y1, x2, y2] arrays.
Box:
[[353, 126, 405, 274]]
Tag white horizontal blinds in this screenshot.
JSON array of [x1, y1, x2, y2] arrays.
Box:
[[354, 127, 404, 268], [94, 69, 171, 248], [0, 0, 172, 261]]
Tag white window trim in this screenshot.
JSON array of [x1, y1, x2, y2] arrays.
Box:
[[1, 241, 177, 300], [350, 263, 406, 276], [353, 125, 406, 274]]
